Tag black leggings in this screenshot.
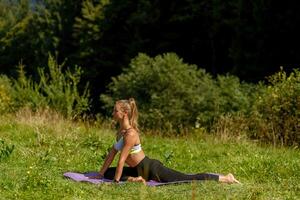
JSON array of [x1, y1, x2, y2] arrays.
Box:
[[104, 156, 219, 182]]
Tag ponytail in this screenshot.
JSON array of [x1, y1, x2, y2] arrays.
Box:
[[128, 98, 139, 132]]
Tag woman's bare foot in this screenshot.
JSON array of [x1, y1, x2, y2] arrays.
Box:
[[127, 176, 146, 185], [219, 173, 240, 184]]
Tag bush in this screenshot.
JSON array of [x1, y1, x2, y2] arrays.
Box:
[[250, 67, 300, 146], [101, 53, 252, 132], [0, 75, 13, 113], [196, 74, 254, 127], [11, 63, 48, 111], [12, 55, 90, 119], [0, 139, 14, 161], [101, 53, 203, 131]]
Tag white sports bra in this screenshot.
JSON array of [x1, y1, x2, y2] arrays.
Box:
[[114, 137, 142, 154]]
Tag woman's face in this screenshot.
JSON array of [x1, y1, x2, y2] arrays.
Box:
[[113, 104, 123, 121]]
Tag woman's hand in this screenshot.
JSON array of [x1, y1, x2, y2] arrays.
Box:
[[88, 173, 104, 179]]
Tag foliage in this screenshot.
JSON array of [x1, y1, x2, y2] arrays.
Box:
[[0, 0, 83, 76], [212, 67, 300, 147], [1, 0, 300, 112], [101, 53, 252, 131], [0, 0, 30, 38], [73, 0, 109, 60], [12, 54, 90, 119], [250, 68, 300, 146], [101, 52, 205, 131], [0, 139, 14, 161], [196, 74, 254, 128], [11, 62, 48, 111], [0, 75, 14, 113], [0, 0, 34, 75], [0, 1, 299, 146]]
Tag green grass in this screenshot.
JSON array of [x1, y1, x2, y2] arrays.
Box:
[[0, 112, 300, 200]]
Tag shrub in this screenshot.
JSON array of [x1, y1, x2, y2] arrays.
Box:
[[12, 55, 90, 119], [101, 53, 205, 131], [196, 75, 254, 127], [210, 81, 266, 139], [101, 53, 252, 132], [0, 75, 13, 113], [11, 63, 48, 111], [0, 139, 14, 161], [250, 67, 300, 146]]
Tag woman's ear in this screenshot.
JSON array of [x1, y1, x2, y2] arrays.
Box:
[[123, 111, 128, 119]]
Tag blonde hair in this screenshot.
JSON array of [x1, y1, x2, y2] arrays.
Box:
[[116, 98, 139, 132]]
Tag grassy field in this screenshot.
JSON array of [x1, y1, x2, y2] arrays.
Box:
[[0, 110, 300, 200]]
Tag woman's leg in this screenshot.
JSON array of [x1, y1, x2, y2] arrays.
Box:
[[151, 161, 219, 182], [135, 157, 216, 182], [151, 162, 240, 183], [136, 157, 240, 183], [104, 167, 138, 181]]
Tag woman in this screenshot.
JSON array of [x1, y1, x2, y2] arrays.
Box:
[[90, 98, 240, 184]]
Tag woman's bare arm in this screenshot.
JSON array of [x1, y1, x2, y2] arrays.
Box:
[[99, 147, 118, 175], [114, 132, 136, 181], [89, 146, 117, 179]]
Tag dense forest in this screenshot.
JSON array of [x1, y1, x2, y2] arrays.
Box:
[[1, 0, 300, 112]]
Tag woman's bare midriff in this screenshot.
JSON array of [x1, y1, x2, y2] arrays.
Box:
[[125, 150, 146, 167]]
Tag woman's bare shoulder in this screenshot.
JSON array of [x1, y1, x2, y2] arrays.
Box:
[[123, 129, 139, 140], [125, 128, 138, 136]]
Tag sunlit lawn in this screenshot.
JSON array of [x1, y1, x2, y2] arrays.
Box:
[[0, 113, 299, 200]]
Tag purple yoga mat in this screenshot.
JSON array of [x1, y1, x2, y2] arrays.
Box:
[[63, 172, 195, 186]]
